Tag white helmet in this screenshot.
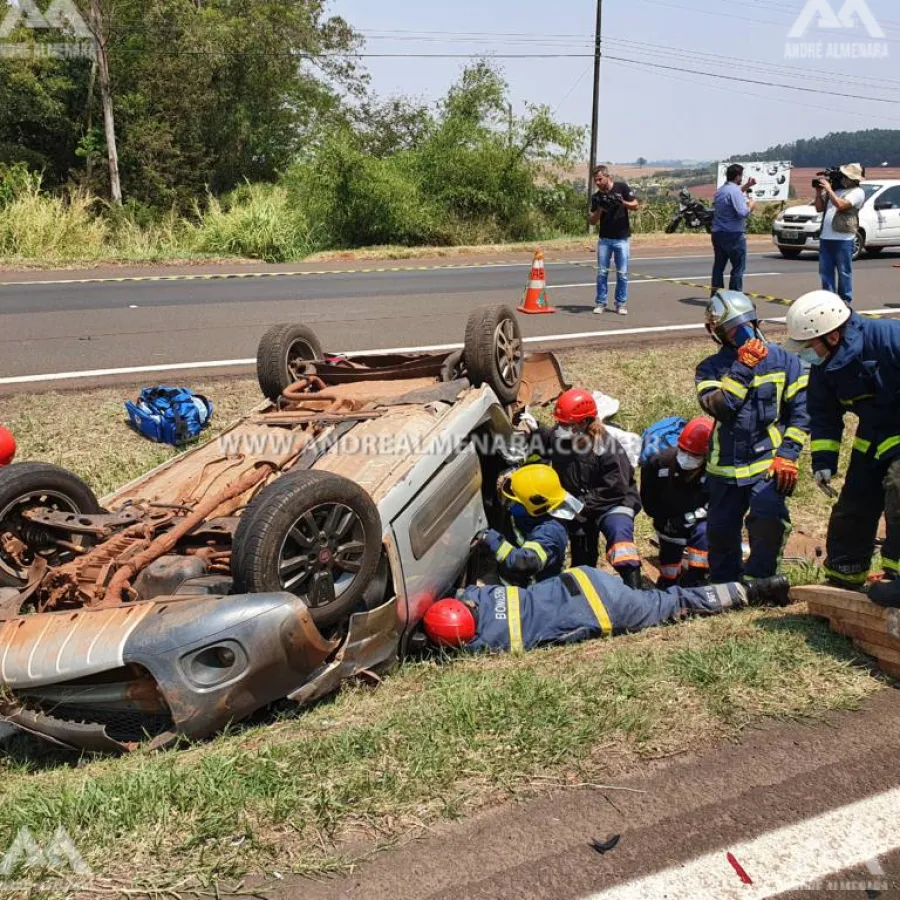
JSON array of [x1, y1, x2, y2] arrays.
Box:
[[784, 291, 850, 353]]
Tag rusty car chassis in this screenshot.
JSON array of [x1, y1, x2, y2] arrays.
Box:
[[0, 305, 565, 752]]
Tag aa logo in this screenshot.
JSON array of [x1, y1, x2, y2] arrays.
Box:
[[0, 826, 91, 879], [788, 0, 886, 39], [0, 0, 91, 40]]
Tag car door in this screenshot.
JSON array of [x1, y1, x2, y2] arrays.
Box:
[[390, 444, 487, 631], [872, 186, 900, 243]]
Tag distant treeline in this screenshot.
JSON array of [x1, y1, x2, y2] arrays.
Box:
[[732, 129, 900, 167]]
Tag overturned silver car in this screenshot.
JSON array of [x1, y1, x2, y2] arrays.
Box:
[[0, 305, 566, 752]]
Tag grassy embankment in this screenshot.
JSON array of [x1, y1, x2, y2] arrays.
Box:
[[0, 345, 879, 896]]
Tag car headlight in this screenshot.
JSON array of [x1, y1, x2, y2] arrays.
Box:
[[813, 214, 823, 223]]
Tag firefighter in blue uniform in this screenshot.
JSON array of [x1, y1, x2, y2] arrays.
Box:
[[696, 291, 810, 583], [422, 568, 791, 652], [785, 291, 900, 598], [474, 464, 579, 587]]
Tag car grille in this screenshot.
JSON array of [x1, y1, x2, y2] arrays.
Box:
[[783, 214, 814, 223], [30, 702, 174, 743]]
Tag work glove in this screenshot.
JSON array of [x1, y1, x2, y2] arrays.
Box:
[[736, 338, 769, 369], [768, 456, 799, 496], [476, 529, 504, 554], [516, 409, 539, 433], [814, 469, 837, 498]]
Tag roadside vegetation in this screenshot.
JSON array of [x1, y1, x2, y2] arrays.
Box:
[[0, 344, 882, 891]]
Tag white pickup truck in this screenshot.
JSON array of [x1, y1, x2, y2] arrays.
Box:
[[772, 179, 900, 260]]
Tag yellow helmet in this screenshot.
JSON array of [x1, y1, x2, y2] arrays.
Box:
[[501, 464, 570, 518]]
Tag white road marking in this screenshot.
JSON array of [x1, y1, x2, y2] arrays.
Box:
[[2, 307, 898, 387], [584, 785, 900, 900]]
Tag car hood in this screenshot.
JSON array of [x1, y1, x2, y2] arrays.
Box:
[[778, 204, 818, 218]]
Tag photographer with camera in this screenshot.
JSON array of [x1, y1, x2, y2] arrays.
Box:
[[590, 165, 640, 316], [711, 164, 757, 295], [814, 163, 865, 305]]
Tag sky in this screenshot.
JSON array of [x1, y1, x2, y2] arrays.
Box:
[[330, 0, 899, 163]]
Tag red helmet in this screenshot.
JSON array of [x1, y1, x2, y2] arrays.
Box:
[[0, 426, 15, 466], [678, 417, 714, 456], [554, 389, 598, 425], [423, 598, 476, 647]]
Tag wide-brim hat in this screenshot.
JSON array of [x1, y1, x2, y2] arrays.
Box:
[[840, 163, 864, 183]]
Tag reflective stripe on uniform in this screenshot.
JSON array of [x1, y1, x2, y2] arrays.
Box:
[[785, 426, 808, 445], [722, 377, 749, 400], [686, 546, 709, 568], [876, 436, 900, 459], [785, 374, 809, 400], [607, 542, 640, 566], [706, 456, 774, 480], [521, 541, 549, 566], [768, 425, 784, 450], [883, 557, 900, 575], [659, 563, 683, 580], [567, 568, 613, 636], [853, 437, 872, 454], [840, 394, 875, 408], [823, 566, 869, 585], [506, 587, 524, 652], [496, 542, 514, 563], [697, 380, 723, 394], [811, 439, 842, 454]]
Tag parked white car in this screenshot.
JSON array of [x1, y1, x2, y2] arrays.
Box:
[[772, 180, 900, 260]]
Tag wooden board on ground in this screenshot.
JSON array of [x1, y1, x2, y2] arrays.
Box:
[[793, 585, 900, 680]]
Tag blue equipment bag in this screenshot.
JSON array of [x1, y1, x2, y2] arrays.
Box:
[[639, 415, 687, 465], [125, 386, 213, 446]]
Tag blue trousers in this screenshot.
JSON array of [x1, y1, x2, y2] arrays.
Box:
[[711, 231, 747, 293], [570, 512, 640, 574], [596, 238, 630, 308], [658, 520, 709, 587], [707, 476, 791, 582], [819, 238, 854, 304]]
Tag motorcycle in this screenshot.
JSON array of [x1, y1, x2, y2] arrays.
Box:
[[665, 188, 714, 234]]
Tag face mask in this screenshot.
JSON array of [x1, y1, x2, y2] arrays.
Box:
[[677, 450, 704, 471], [730, 323, 757, 348], [798, 347, 826, 367], [509, 503, 529, 520]]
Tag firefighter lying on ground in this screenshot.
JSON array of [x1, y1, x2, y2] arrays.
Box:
[[785, 290, 900, 606], [473, 464, 580, 587], [640, 416, 714, 588], [696, 291, 809, 583], [522, 388, 643, 589], [422, 567, 791, 652]]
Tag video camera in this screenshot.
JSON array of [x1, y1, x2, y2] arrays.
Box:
[[813, 167, 844, 190], [591, 191, 624, 213]]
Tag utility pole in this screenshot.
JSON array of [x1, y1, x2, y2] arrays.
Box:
[[587, 0, 603, 230]]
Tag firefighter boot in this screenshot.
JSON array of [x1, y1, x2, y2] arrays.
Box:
[[620, 568, 643, 590], [869, 578, 900, 609], [744, 576, 791, 608]]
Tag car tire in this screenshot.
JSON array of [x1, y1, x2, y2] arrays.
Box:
[[464, 304, 524, 405], [0, 462, 101, 587], [852, 230, 865, 262], [256, 324, 324, 402], [232, 470, 382, 630], [778, 247, 803, 259]]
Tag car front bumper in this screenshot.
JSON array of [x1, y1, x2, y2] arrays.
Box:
[[772, 226, 821, 250]]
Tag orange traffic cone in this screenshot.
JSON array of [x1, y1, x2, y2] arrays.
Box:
[[518, 250, 556, 315]]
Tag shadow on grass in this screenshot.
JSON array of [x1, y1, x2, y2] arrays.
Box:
[[755, 613, 871, 667]]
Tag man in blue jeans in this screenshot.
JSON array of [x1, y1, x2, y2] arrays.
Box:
[[814, 163, 865, 304], [711, 163, 757, 295], [590, 165, 640, 316]]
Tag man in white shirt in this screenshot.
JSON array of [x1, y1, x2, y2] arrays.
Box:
[[814, 163, 866, 304]]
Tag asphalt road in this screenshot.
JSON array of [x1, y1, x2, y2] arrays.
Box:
[[1, 248, 899, 390], [280, 691, 900, 900]]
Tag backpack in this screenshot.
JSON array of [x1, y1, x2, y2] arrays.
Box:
[[639, 416, 687, 466], [125, 386, 213, 446]]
